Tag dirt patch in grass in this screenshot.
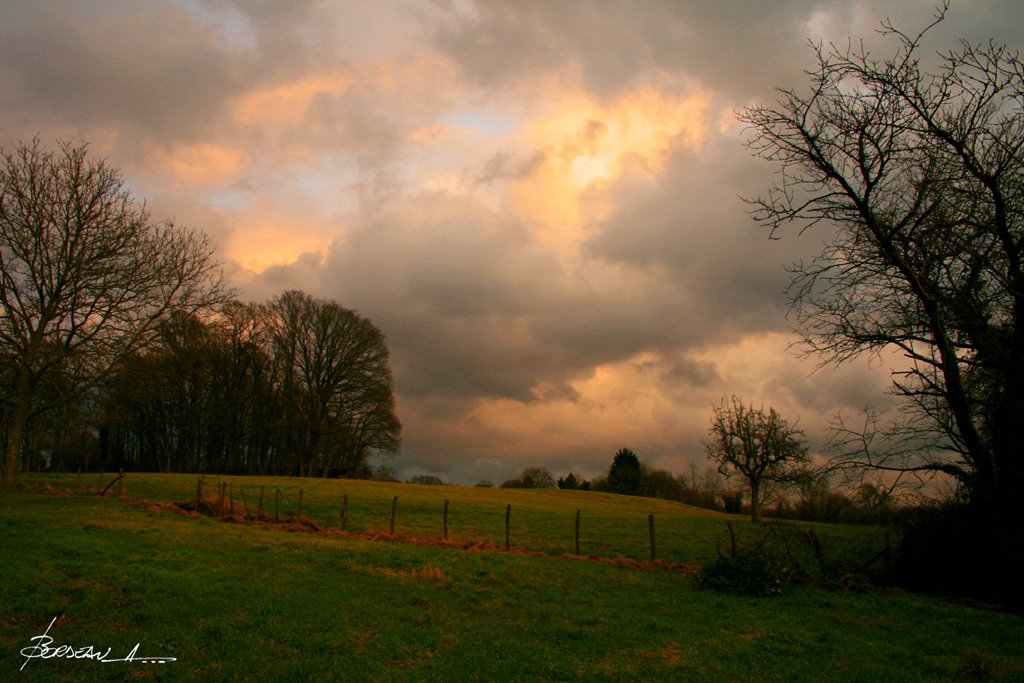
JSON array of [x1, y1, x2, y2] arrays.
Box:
[[42, 484, 76, 496], [644, 642, 683, 665], [365, 563, 449, 584]]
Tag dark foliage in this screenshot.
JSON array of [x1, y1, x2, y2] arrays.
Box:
[[556, 472, 593, 490], [501, 467, 556, 489], [15, 292, 401, 479], [888, 504, 1024, 612], [697, 553, 784, 597], [408, 475, 445, 485], [607, 448, 642, 496], [557, 473, 579, 489], [722, 492, 744, 514]]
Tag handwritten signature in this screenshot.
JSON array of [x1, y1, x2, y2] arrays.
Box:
[[20, 617, 176, 670]]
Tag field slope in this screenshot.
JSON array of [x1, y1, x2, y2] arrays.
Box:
[[2, 473, 1022, 681]]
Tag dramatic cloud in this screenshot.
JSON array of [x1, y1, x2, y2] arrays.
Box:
[[2, 0, 1020, 484]]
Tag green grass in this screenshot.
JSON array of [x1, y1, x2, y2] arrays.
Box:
[[2, 474, 1022, 681], [29, 471, 879, 566]]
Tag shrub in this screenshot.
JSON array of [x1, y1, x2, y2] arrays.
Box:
[[888, 503, 1024, 611], [697, 553, 784, 597], [501, 467, 556, 489], [722, 492, 744, 514], [408, 475, 445, 485]]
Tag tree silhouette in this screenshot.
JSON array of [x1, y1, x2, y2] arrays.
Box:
[[740, 3, 1024, 516], [607, 448, 642, 496], [0, 140, 229, 489], [705, 397, 807, 522]]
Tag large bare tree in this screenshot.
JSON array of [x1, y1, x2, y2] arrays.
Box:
[[0, 139, 230, 489], [740, 4, 1024, 514]]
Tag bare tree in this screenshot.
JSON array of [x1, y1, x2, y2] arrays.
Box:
[[501, 466, 556, 489], [268, 291, 399, 477], [705, 396, 808, 522], [0, 139, 230, 489], [739, 3, 1024, 514]]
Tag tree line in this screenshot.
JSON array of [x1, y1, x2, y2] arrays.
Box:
[[0, 139, 399, 484], [100, 291, 400, 477], [496, 444, 894, 525], [9, 292, 401, 479]]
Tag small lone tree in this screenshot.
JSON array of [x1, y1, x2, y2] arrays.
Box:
[[705, 396, 808, 522], [607, 448, 643, 496]]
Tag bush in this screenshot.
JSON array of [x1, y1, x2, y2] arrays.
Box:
[[722, 492, 744, 514], [408, 475, 445, 485], [952, 652, 1000, 681], [697, 553, 784, 596], [888, 503, 1024, 611], [501, 467, 556, 489]]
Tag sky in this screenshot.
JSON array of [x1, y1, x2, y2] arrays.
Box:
[[2, 1, 1021, 486]]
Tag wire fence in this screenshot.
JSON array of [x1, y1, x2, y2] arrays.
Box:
[[25, 470, 892, 578]]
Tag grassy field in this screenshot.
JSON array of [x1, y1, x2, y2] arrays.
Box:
[[2, 473, 1022, 681]]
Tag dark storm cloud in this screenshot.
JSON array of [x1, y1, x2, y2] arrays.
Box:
[[350, 143, 797, 407], [0, 0, 364, 155], [315, 162, 797, 421], [586, 134, 805, 338], [321, 192, 583, 403], [433, 1, 1024, 103], [0, 1, 247, 144], [432, 0, 833, 100]]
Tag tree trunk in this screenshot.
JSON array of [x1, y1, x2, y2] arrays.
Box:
[[2, 372, 31, 491], [750, 477, 761, 523]]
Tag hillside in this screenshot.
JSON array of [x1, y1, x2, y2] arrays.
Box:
[[3, 474, 1023, 681]]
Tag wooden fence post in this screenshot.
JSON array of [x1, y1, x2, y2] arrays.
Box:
[[809, 528, 826, 574], [443, 499, 449, 540], [341, 494, 348, 530], [258, 486, 265, 520], [390, 496, 398, 534], [195, 478, 203, 511], [575, 509, 581, 556], [649, 513, 656, 563], [274, 488, 280, 522], [726, 521, 737, 558], [505, 504, 511, 551]]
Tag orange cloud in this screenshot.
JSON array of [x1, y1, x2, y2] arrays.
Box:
[[224, 214, 330, 272], [505, 86, 711, 255], [426, 330, 896, 474], [233, 73, 350, 126], [150, 143, 247, 187], [452, 351, 705, 463]]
